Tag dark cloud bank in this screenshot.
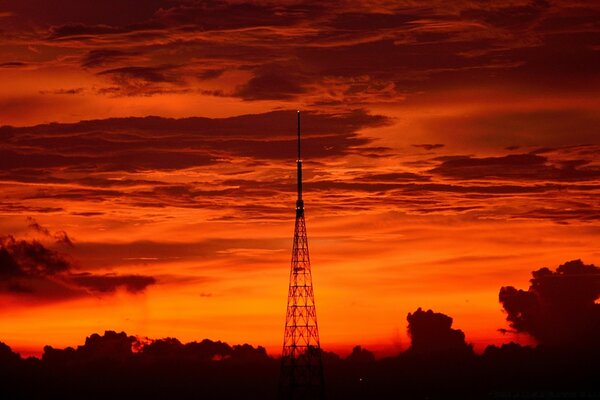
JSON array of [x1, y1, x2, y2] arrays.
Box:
[[0, 235, 155, 299], [4, 0, 600, 101], [0, 110, 388, 172], [1, 259, 599, 399]]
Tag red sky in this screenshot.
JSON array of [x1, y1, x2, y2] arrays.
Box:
[[1, 0, 599, 357]]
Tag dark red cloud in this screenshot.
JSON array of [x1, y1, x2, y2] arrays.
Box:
[[97, 65, 185, 96], [499, 259, 600, 347], [48, 23, 127, 39], [412, 144, 444, 151], [0, 0, 169, 27], [81, 49, 140, 69], [0, 110, 389, 173], [3, 0, 598, 101], [423, 110, 600, 148], [153, 1, 316, 30], [233, 64, 310, 100], [2, 121, 598, 223], [0, 235, 155, 299], [26, 218, 74, 247], [0, 61, 28, 68], [0, 235, 69, 278], [430, 153, 600, 181], [27, 216, 50, 235], [67, 238, 287, 270], [69, 273, 156, 294]]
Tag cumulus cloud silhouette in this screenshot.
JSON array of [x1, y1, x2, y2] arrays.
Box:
[[0, 235, 155, 298], [406, 308, 472, 355], [499, 259, 600, 347]]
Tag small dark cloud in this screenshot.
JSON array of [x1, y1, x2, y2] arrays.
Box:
[[198, 68, 225, 80], [96, 64, 187, 96], [98, 65, 179, 84], [54, 231, 74, 247], [27, 217, 50, 236], [38, 88, 84, 95], [71, 212, 104, 217], [234, 65, 309, 100], [69, 273, 155, 293], [81, 49, 137, 68], [48, 23, 123, 39], [499, 259, 600, 348], [430, 153, 600, 181], [412, 144, 444, 150], [0, 61, 27, 68], [359, 172, 430, 182]]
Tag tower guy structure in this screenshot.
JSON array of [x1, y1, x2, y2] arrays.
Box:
[[279, 111, 325, 399]]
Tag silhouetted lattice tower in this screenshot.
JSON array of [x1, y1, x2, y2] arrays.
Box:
[[279, 111, 325, 400]]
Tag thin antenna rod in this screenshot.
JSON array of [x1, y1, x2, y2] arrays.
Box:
[[296, 110, 303, 207]]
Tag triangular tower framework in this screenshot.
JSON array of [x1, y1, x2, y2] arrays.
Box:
[[278, 111, 325, 399]]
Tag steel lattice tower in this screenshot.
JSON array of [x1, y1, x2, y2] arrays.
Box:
[[279, 111, 325, 400]]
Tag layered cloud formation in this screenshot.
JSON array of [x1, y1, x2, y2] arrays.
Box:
[[0, 1, 598, 125], [1, 112, 599, 223]]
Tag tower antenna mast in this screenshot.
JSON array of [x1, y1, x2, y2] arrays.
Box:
[[279, 111, 326, 399], [297, 111, 303, 211]]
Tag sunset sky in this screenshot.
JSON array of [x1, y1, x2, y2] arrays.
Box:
[[1, 0, 599, 357]]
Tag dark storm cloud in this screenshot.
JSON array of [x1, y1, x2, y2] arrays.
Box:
[[499, 259, 600, 347], [0, 235, 155, 299]]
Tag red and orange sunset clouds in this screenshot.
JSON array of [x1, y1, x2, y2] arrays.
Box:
[[1, 0, 599, 361]]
